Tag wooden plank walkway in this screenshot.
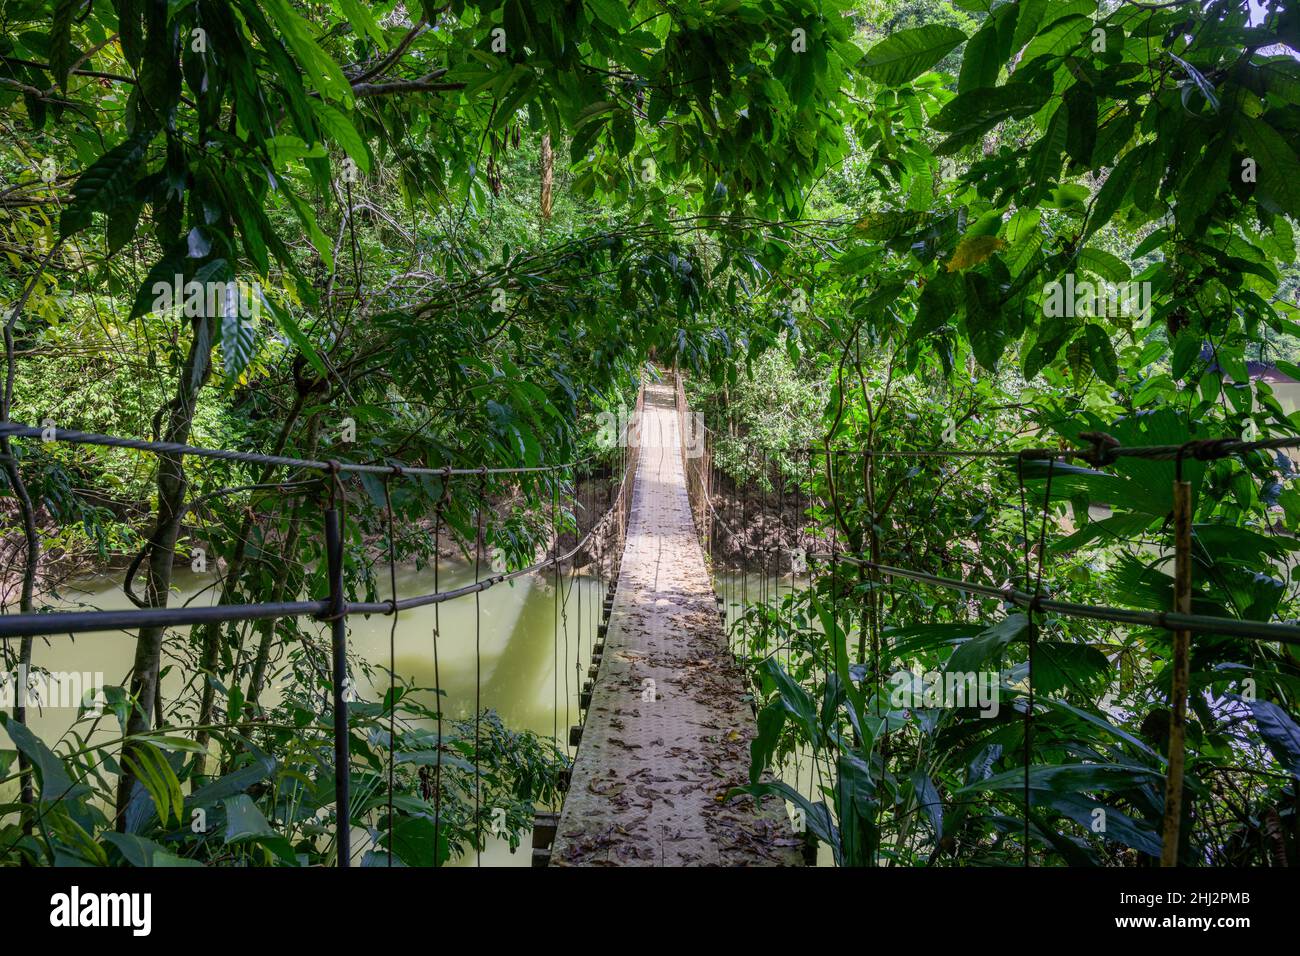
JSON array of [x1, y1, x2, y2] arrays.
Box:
[[549, 381, 802, 866]]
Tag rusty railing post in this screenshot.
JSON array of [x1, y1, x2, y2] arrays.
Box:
[[1160, 476, 1193, 866], [323, 505, 351, 867]]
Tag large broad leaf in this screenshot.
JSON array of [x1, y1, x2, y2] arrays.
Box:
[[47, 0, 78, 91], [947, 614, 1028, 673], [958, 4, 1016, 92], [759, 657, 820, 746], [1046, 794, 1162, 857], [60, 128, 156, 238], [101, 832, 204, 867], [932, 83, 1050, 151], [861, 25, 967, 85], [1249, 700, 1300, 776], [261, 0, 354, 103], [1034, 641, 1110, 695], [1020, 103, 1068, 207], [1239, 114, 1300, 220], [1083, 324, 1118, 385], [1083, 143, 1146, 240], [960, 761, 1162, 795], [962, 271, 1007, 369], [911, 269, 964, 341], [223, 793, 275, 841], [1036, 696, 1161, 760], [312, 101, 371, 173], [750, 701, 786, 784], [910, 771, 944, 837], [0, 715, 89, 803], [836, 753, 879, 867], [888, 621, 980, 657], [187, 755, 277, 809], [384, 814, 451, 867]]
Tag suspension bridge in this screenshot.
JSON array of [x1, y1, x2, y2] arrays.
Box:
[[0, 370, 807, 868], [545, 379, 802, 866], [4, 371, 1300, 867]]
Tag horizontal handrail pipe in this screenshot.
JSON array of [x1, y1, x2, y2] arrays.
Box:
[[0, 422, 594, 477], [808, 552, 1300, 647]]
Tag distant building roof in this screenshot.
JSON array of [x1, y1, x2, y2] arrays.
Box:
[[1196, 344, 1300, 384], [1248, 361, 1299, 384]]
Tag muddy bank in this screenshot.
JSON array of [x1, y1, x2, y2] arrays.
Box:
[[703, 475, 816, 573], [2, 472, 625, 607]]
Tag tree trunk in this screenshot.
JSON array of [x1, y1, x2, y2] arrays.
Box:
[[115, 318, 213, 829], [2, 321, 39, 829], [540, 132, 554, 222]]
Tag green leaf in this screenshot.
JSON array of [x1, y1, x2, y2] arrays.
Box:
[[48, 0, 78, 92], [731, 779, 838, 858], [1021, 103, 1068, 207], [1063, 83, 1097, 168], [1082, 143, 1145, 241], [1035, 640, 1110, 693], [102, 832, 204, 867], [384, 813, 451, 867], [932, 83, 1050, 150], [220, 307, 257, 382], [106, 197, 144, 256], [856, 209, 932, 240], [60, 129, 156, 238], [958, 4, 1016, 92], [612, 112, 636, 158], [334, 0, 386, 48], [960, 762, 1162, 795], [312, 102, 370, 173], [912, 269, 963, 340], [187, 756, 278, 809], [1036, 696, 1161, 759], [861, 25, 967, 85], [962, 271, 1007, 369], [1076, 248, 1130, 283], [947, 614, 1027, 673], [759, 657, 820, 746], [223, 793, 275, 841], [0, 715, 89, 803], [1249, 700, 1300, 776], [1012, 0, 1049, 51], [1239, 115, 1300, 219], [283, 189, 334, 271], [122, 742, 183, 826], [261, 0, 354, 103], [1084, 323, 1118, 384], [750, 701, 786, 784], [1047, 794, 1162, 856]]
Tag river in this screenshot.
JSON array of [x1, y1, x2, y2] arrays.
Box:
[[4, 564, 827, 865]]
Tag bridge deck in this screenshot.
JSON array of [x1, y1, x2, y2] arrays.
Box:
[[549, 381, 802, 866]]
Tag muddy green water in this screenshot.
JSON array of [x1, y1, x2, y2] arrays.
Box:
[[7, 563, 604, 866], [6, 566, 824, 866]]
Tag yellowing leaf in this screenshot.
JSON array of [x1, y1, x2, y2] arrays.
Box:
[[947, 234, 1006, 272]]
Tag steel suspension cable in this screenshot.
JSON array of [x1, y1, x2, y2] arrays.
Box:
[[0, 421, 597, 478], [552, 481, 560, 751], [473, 471, 485, 868], [382, 473, 400, 867], [431, 482, 448, 866]]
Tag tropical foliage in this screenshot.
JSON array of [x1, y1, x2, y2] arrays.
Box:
[[2, 0, 1299, 867]]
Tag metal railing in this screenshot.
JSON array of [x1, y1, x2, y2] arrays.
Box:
[[0, 383, 645, 865], [670, 373, 1300, 866]]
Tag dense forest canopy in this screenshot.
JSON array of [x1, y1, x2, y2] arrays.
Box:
[[1, 0, 1299, 868]]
